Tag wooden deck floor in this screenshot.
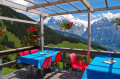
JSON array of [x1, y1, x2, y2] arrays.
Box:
[[2, 67, 82, 79]]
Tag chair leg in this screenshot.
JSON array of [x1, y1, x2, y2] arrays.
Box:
[[26, 67, 28, 79], [50, 66, 52, 72], [41, 69, 44, 78]]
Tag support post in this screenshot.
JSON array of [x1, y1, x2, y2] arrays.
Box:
[[87, 9, 91, 64], [40, 15, 44, 51], [0, 57, 2, 79]]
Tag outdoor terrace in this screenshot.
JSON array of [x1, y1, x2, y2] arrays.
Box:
[[1, 46, 120, 79]]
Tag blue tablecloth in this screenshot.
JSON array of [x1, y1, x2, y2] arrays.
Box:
[[82, 55, 120, 79], [17, 50, 61, 69]]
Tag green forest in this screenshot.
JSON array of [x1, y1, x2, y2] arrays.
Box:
[[0, 5, 107, 75]]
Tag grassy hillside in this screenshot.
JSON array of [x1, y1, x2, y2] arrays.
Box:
[[6, 31, 21, 48], [47, 41, 101, 50]]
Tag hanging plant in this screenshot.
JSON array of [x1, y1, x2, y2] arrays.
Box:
[[59, 20, 74, 30], [27, 27, 39, 39], [112, 18, 120, 30]]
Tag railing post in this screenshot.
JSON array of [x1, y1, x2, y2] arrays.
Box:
[[0, 57, 2, 79]]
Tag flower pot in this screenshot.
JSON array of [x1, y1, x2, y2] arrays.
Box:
[[65, 25, 72, 29], [29, 35, 39, 39]]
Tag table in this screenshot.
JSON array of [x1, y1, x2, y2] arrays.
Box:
[[17, 50, 61, 69], [82, 55, 120, 79]]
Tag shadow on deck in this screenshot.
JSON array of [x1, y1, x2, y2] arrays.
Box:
[[2, 67, 82, 79]]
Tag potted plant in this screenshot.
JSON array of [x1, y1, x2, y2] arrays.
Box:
[[27, 27, 39, 39], [112, 18, 120, 30], [59, 20, 74, 30]]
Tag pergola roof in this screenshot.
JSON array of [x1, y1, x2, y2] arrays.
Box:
[[0, 0, 120, 18], [0, 0, 120, 64]]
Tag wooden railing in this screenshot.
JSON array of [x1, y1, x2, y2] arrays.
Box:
[[1, 46, 120, 73]]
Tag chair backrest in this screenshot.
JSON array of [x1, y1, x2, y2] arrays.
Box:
[[54, 51, 62, 63], [19, 52, 24, 56], [41, 56, 52, 69], [80, 61, 85, 73], [31, 49, 39, 54], [70, 53, 79, 65], [24, 51, 30, 55]]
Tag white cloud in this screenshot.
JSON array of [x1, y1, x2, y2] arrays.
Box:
[[80, 14, 87, 17], [91, 14, 96, 18], [101, 12, 120, 20]]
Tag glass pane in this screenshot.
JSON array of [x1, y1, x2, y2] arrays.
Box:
[[58, 3, 76, 11], [88, 0, 106, 8], [71, 1, 87, 10], [47, 6, 66, 13], [107, 0, 120, 7], [37, 8, 55, 14]]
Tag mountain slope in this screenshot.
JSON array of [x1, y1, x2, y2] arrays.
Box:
[[82, 17, 120, 51], [6, 31, 21, 48]]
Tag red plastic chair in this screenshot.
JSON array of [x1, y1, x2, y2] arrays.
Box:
[[40, 56, 53, 77], [19, 51, 30, 78], [24, 51, 30, 55], [19, 52, 24, 56], [79, 61, 88, 73], [53, 51, 62, 63], [70, 53, 88, 73], [30, 49, 39, 54]]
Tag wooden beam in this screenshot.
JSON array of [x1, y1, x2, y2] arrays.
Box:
[[24, 0, 37, 5], [50, 9, 88, 16], [68, 2, 80, 11], [27, 0, 79, 10], [50, 6, 120, 16], [105, 0, 108, 8], [0, 61, 16, 69], [0, 16, 38, 24], [94, 6, 120, 12], [80, 0, 93, 12], [0, 0, 49, 17], [0, 46, 40, 56], [45, 0, 69, 12]]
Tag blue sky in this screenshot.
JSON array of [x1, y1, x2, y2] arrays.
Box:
[[10, 0, 120, 21]]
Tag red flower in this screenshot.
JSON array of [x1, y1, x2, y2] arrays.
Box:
[[27, 28, 30, 32], [36, 28, 39, 31], [30, 27, 34, 31]]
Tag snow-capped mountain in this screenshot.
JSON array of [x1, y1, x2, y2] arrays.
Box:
[[44, 12, 120, 51], [82, 17, 120, 51], [44, 15, 87, 36]]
